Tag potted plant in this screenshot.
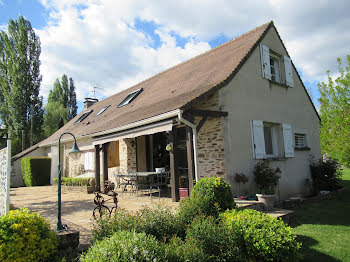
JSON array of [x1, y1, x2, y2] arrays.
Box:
[[234, 173, 249, 199], [253, 160, 280, 210]]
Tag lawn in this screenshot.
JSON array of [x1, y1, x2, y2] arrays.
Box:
[[293, 168, 350, 262]]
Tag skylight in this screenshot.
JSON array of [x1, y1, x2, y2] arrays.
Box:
[[74, 110, 92, 124], [96, 105, 110, 116], [118, 88, 143, 108]]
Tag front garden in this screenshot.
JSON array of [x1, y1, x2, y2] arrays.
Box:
[[2, 161, 348, 261]]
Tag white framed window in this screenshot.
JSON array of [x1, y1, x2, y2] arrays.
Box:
[[260, 44, 294, 87], [263, 123, 278, 157], [270, 54, 281, 83], [294, 133, 307, 148], [251, 120, 294, 159], [84, 152, 94, 171]]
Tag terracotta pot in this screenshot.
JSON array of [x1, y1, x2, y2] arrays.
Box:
[[256, 194, 276, 210]]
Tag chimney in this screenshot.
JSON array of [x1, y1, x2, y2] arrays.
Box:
[[84, 97, 98, 109]]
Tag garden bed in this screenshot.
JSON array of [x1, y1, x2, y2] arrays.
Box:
[[52, 184, 94, 194]]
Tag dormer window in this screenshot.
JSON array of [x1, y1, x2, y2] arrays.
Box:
[[260, 44, 294, 87], [74, 110, 92, 124], [96, 105, 110, 116], [118, 88, 143, 108]]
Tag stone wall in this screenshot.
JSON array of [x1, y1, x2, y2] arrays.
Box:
[[193, 92, 226, 179], [119, 138, 136, 174]]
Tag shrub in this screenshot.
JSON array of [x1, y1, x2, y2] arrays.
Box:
[[0, 208, 58, 262], [185, 216, 242, 262], [177, 177, 235, 226], [81, 230, 164, 262], [91, 205, 181, 243], [21, 157, 51, 186], [164, 237, 208, 262], [91, 208, 139, 243], [138, 205, 181, 242], [53, 177, 91, 187], [254, 159, 280, 194], [220, 209, 301, 262], [310, 158, 342, 192]]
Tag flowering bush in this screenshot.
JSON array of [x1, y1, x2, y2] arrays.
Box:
[[81, 230, 164, 262], [254, 159, 280, 194], [0, 209, 58, 262]]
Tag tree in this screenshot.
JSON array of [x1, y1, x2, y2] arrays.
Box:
[[0, 16, 44, 154], [68, 77, 77, 120], [43, 101, 69, 137], [43, 74, 78, 136], [318, 55, 350, 166]]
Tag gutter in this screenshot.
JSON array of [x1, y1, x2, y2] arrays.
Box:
[[178, 110, 199, 182]]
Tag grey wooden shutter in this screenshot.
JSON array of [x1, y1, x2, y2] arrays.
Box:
[[282, 123, 294, 158], [251, 120, 266, 159], [260, 44, 271, 80], [284, 56, 294, 87]]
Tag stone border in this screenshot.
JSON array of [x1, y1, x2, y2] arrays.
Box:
[[277, 186, 348, 209]]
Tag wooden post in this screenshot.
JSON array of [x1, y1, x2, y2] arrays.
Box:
[[94, 145, 101, 192], [170, 126, 180, 202], [186, 125, 195, 195], [102, 143, 109, 193]]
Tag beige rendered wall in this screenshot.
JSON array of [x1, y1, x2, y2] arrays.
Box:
[[218, 26, 321, 199]]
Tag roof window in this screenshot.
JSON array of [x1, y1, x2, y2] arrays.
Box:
[[96, 105, 110, 116], [118, 88, 143, 108], [74, 110, 92, 124]]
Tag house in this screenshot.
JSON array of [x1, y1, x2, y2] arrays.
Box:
[[12, 21, 321, 201]]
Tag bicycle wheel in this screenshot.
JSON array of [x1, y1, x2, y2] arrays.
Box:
[[93, 205, 111, 219], [110, 206, 117, 216]]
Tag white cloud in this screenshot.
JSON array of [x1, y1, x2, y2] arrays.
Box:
[[36, 0, 350, 104]]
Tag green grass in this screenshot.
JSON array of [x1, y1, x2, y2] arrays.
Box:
[[293, 168, 350, 262]]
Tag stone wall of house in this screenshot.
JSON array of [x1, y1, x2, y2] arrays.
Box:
[[119, 138, 136, 174], [193, 92, 226, 179]]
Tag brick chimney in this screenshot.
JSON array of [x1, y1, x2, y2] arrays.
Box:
[[84, 97, 98, 109]]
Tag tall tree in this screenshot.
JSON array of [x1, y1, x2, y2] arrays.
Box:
[[43, 74, 78, 136], [68, 77, 77, 120], [0, 16, 44, 154], [318, 55, 350, 166]]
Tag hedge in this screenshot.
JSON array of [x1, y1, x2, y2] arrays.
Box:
[[53, 177, 91, 187], [21, 157, 51, 186]]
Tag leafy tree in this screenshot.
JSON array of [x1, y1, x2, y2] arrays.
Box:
[[43, 74, 77, 136], [0, 16, 44, 154], [43, 101, 69, 137], [318, 55, 350, 166]]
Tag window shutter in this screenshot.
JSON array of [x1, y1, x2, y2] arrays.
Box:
[[260, 44, 271, 80], [284, 56, 294, 87], [282, 124, 294, 158], [251, 120, 266, 159]]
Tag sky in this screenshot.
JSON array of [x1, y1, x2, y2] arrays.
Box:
[[0, 0, 349, 112]]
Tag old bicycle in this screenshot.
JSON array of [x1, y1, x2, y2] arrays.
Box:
[[93, 191, 118, 219]]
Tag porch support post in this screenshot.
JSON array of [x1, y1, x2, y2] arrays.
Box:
[[102, 143, 109, 193], [94, 145, 101, 192], [186, 124, 195, 195], [170, 126, 180, 202]]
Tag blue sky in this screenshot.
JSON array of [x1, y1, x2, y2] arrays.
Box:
[[1, 0, 349, 112]]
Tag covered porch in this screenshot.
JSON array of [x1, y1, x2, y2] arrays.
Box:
[[92, 118, 196, 202]]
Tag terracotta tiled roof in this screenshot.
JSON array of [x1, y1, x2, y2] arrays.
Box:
[[18, 21, 273, 154]]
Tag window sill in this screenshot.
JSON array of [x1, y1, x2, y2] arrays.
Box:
[[269, 79, 290, 88], [295, 147, 311, 151], [265, 157, 288, 161]]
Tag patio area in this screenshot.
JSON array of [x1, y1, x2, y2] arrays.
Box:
[[10, 185, 179, 248]]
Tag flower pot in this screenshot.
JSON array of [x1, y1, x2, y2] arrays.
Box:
[[179, 188, 189, 200], [256, 194, 276, 210]]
